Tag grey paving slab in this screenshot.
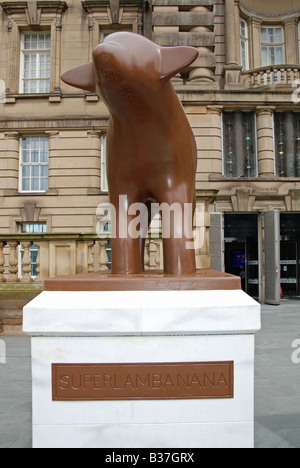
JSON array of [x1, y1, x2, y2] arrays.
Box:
[[254, 298, 300, 449], [0, 337, 32, 448], [0, 298, 299, 448]]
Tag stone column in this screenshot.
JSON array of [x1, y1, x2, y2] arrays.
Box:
[[50, 14, 62, 93], [21, 241, 33, 283], [5, 132, 20, 193], [87, 14, 95, 61], [195, 190, 219, 270], [210, 213, 223, 272], [6, 19, 19, 93], [264, 210, 281, 305], [248, 17, 263, 69], [87, 131, 101, 191], [189, 6, 215, 83], [7, 241, 19, 283], [46, 131, 59, 192], [256, 107, 276, 177], [284, 19, 298, 65], [87, 241, 95, 273], [98, 240, 109, 271], [224, 0, 242, 88], [0, 242, 6, 283], [225, 0, 238, 66], [207, 105, 223, 177], [34, 240, 49, 282]]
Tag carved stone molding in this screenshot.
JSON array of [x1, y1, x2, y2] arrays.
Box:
[[231, 189, 255, 212], [19, 202, 41, 223]]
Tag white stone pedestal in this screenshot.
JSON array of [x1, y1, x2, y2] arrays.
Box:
[[23, 289, 261, 449]]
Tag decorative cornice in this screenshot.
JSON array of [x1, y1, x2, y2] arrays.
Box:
[[37, 1, 68, 14], [240, 1, 300, 22], [0, 1, 68, 15], [0, 2, 27, 15], [82, 0, 142, 12]]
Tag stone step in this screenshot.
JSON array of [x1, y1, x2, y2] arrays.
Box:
[[0, 309, 24, 336], [0, 283, 44, 336]]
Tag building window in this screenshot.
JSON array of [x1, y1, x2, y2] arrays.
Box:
[[100, 27, 132, 43], [20, 136, 49, 192], [240, 19, 249, 70], [101, 135, 108, 192], [261, 26, 285, 83], [20, 223, 47, 234], [19, 223, 47, 278], [274, 112, 300, 177], [261, 26, 285, 66], [223, 111, 258, 178], [20, 32, 51, 94]]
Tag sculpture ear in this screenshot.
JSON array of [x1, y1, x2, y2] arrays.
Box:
[[160, 46, 198, 82], [61, 62, 96, 93]]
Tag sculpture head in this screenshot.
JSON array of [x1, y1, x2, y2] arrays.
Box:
[[61, 31, 198, 105]]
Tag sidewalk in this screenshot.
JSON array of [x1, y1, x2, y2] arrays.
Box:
[[0, 298, 299, 449], [255, 299, 300, 448]]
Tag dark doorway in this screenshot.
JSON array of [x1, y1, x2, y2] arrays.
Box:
[[224, 214, 259, 298], [280, 241, 298, 296], [280, 213, 300, 296]]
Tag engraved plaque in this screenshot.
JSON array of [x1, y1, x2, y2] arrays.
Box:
[[52, 362, 234, 401]]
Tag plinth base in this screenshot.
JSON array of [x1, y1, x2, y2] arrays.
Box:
[[23, 280, 261, 448], [44, 269, 241, 291]]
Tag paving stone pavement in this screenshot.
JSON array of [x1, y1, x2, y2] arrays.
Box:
[[255, 298, 300, 449], [0, 298, 299, 449]]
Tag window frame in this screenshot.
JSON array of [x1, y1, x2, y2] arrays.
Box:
[[19, 136, 49, 193], [19, 31, 51, 94], [274, 111, 300, 178], [99, 26, 133, 43], [240, 19, 249, 71], [222, 111, 258, 179], [261, 25, 285, 67]]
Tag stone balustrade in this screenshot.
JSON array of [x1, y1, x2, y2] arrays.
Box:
[[243, 65, 300, 88], [0, 234, 165, 284], [0, 201, 214, 285]]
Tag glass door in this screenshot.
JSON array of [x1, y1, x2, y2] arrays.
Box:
[[225, 239, 259, 297], [280, 241, 298, 296]]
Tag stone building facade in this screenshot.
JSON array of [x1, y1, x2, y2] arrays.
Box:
[[0, 0, 300, 323]]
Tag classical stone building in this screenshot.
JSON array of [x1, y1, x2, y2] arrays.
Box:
[[0, 0, 300, 331]]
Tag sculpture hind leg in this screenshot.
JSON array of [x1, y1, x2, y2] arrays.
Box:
[[110, 192, 146, 275], [157, 187, 196, 275]]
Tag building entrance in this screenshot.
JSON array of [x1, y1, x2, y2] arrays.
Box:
[[224, 214, 259, 298], [225, 239, 259, 297], [280, 213, 300, 297], [280, 240, 299, 296]]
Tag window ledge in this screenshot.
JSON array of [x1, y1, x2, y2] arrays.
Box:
[[87, 188, 109, 195], [5, 190, 58, 197], [209, 174, 300, 182], [3, 93, 100, 103], [4, 93, 62, 103]]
